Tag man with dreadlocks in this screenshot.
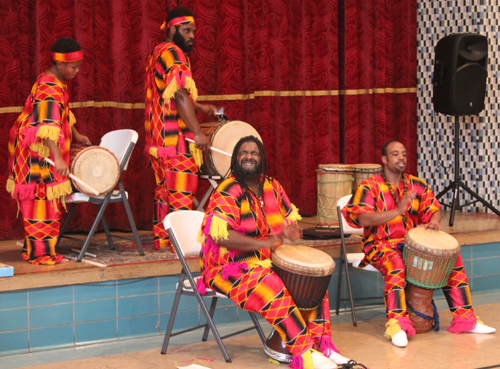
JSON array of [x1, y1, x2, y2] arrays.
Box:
[[197, 136, 351, 369], [342, 140, 496, 348], [144, 7, 217, 251]]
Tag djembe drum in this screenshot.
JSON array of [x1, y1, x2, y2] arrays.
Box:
[[351, 164, 382, 194], [403, 228, 460, 333], [70, 145, 120, 197], [198, 121, 262, 178], [316, 164, 353, 229], [264, 245, 335, 363]]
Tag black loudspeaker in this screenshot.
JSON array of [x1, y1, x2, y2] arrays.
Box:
[[433, 33, 488, 116]]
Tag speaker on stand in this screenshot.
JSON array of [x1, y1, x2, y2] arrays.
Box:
[[432, 33, 500, 226]]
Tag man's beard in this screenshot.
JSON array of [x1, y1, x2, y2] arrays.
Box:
[[238, 159, 261, 177], [173, 31, 193, 53]]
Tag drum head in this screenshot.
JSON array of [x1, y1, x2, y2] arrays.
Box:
[[317, 164, 353, 172], [272, 245, 335, 276], [71, 147, 120, 197], [351, 163, 382, 172], [405, 228, 460, 256], [210, 121, 262, 177]]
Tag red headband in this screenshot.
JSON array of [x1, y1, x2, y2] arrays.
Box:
[[52, 51, 83, 63], [167, 16, 195, 28]]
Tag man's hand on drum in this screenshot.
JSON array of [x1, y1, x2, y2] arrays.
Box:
[[421, 220, 440, 230], [283, 223, 302, 241], [266, 234, 283, 251], [194, 132, 210, 152], [397, 191, 416, 215], [195, 102, 218, 116]]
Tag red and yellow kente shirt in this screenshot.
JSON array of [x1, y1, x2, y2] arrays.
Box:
[[7, 74, 74, 202], [342, 173, 441, 249], [199, 176, 301, 280], [144, 42, 198, 160]]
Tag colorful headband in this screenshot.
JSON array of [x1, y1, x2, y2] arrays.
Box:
[[51, 51, 83, 63], [167, 16, 195, 29]]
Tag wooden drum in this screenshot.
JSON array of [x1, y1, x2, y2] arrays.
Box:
[[198, 121, 262, 178], [403, 228, 460, 333], [264, 245, 335, 363], [316, 164, 353, 229], [70, 145, 120, 197], [351, 163, 382, 194]]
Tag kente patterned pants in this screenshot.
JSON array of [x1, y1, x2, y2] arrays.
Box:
[[363, 241, 474, 322], [151, 152, 198, 250], [19, 182, 62, 264], [205, 265, 332, 356]]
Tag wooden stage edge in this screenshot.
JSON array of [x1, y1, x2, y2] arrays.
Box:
[[1, 211, 499, 293]]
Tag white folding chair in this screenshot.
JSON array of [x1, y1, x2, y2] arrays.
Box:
[[161, 210, 266, 363], [57, 129, 144, 262], [335, 195, 383, 326]]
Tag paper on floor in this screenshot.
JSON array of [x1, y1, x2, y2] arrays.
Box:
[[177, 364, 212, 369]]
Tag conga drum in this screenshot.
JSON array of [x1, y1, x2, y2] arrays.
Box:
[[198, 121, 262, 178], [351, 164, 382, 194], [316, 164, 353, 229], [264, 245, 335, 363], [70, 145, 120, 197], [403, 228, 460, 333]]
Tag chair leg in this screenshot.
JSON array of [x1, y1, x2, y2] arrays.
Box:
[[118, 181, 144, 256], [202, 297, 219, 341], [343, 258, 357, 327], [77, 196, 111, 262], [56, 203, 76, 248], [97, 206, 115, 250], [249, 312, 267, 345], [161, 273, 185, 355], [336, 254, 343, 316]]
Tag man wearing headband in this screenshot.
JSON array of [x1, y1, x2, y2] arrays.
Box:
[[7, 37, 91, 265], [145, 7, 217, 251]]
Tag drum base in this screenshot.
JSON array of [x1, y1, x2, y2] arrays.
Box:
[[406, 283, 435, 333], [263, 329, 292, 364]]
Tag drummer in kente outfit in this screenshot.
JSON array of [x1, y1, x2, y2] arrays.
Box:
[[198, 136, 352, 369], [6, 38, 91, 265], [342, 140, 496, 348], [144, 7, 217, 251]]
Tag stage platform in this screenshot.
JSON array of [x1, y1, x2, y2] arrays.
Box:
[[1, 211, 499, 293]]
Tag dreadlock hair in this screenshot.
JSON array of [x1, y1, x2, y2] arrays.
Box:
[[50, 38, 82, 65], [381, 140, 401, 156], [230, 135, 268, 206]]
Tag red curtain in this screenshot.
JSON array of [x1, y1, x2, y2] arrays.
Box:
[[0, 0, 416, 240]]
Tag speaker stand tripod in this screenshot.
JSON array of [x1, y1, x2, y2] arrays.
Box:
[[436, 115, 500, 226]]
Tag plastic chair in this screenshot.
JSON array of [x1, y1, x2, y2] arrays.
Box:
[[161, 210, 266, 363], [335, 195, 383, 326], [56, 129, 144, 262]]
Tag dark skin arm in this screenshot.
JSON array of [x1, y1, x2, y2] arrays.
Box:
[[217, 229, 283, 252], [418, 210, 441, 230], [44, 139, 69, 176], [175, 88, 210, 151]]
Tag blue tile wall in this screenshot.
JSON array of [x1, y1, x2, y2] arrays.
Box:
[[0, 242, 498, 356]]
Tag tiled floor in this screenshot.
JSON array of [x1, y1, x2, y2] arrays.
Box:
[[3, 291, 499, 369]]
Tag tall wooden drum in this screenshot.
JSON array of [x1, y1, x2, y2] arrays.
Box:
[[264, 245, 335, 363], [316, 164, 353, 228], [351, 163, 382, 194], [70, 145, 120, 197], [403, 228, 460, 333], [198, 121, 262, 178]]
